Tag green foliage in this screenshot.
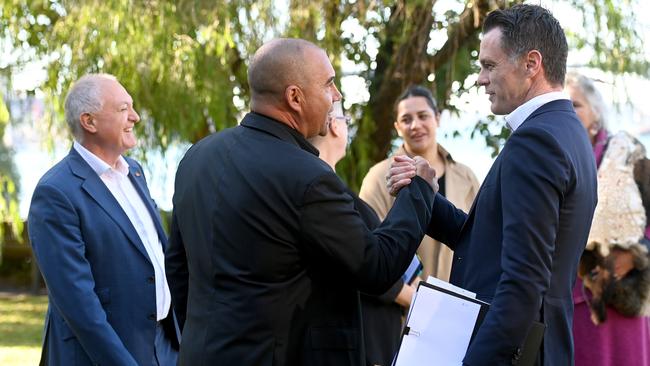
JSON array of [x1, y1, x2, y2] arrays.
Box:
[[569, 0, 649, 75], [0, 91, 22, 257], [471, 115, 511, 157], [1, 0, 281, 148]]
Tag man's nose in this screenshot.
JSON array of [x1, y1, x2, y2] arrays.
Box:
[[130, 109, 140, 123], [332, 84, 342, 102], [477, 70, 488, 87]]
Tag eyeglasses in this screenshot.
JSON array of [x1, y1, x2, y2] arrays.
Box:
[[334, 115, 352, 126]]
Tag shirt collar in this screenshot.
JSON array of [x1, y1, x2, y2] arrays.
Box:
[[504, 91, 570, 131], [241, 112, 320, 156], [73, 141, 129, 176]]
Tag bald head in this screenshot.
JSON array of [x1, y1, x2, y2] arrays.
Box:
[[248, 38, 321, 103], [248, 38, 341, 138]]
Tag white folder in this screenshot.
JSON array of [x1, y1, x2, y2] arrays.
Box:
[[392, 281, 489, 366]]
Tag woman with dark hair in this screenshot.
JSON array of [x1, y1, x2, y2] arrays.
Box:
[[566, 72, 650, 366], [359, 85, 479, 365]]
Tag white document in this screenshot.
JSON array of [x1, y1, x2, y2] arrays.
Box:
[[426, 275, 476, 299], [393, 283, 486, 366]]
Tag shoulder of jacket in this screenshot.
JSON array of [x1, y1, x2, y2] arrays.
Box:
[[446, 159, 476, 179]]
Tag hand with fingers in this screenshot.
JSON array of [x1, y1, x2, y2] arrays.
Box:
[[413, 156, 439, 193], [386, 156, 416, 197], [387, 155, 438, 196]]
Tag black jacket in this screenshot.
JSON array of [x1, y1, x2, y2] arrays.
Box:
[[166, 112, 434, 366], [352, 194, 404, 366]]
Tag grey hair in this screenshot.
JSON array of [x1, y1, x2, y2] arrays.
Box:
[[565, 72, 608, 131], [64, 74, 117, 139]]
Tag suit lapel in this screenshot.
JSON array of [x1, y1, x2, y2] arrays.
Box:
[[127, 163, 168, 250], [68, 149, 151, 262]]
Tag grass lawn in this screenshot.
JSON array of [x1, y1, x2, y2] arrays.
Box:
[[0, 293, 47, 366]]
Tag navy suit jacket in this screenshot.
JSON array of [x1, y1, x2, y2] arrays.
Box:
[[166, 112, 434, 366], [28, 148, 179, 366], [428, 100, 597, 365]]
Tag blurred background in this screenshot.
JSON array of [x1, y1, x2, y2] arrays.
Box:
[[1, 0, 650, 364]]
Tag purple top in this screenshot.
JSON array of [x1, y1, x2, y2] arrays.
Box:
[[573, 278, 650, 366], [572, 128, 650, 366]]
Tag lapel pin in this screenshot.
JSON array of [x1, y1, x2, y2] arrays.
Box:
[[135, 171, 141, 177]]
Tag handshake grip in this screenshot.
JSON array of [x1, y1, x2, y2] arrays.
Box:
[[386, 155, 438, 197]]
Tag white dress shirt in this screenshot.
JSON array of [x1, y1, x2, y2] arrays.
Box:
[[74, 141, 171, 321], [504, 91, 570, 131]]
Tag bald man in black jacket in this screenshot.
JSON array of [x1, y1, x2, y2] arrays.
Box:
[[166, 38, 437, 366]]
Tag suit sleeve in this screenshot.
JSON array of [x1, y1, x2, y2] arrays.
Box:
[[28, 183, 139, 366], [464, 128, 570, 364], [426, 193, 468, 250], [354, 196, 406, 303], [373, 278, 406, 303], [299, 173, 434, 295], [165, 210, 189, 330]]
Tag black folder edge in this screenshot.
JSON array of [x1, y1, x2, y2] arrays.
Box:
[[391, 281, 490, 366], [393, 281, 546, 366]]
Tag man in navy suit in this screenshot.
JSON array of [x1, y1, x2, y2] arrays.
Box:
[[389, 4, 597, 365], [28, 74, 179, 365]]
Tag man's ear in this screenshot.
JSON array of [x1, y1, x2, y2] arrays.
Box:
[[79, 112, 97, 133], [525, 50, 543, 78], [285, 85, 304, 113], [329, 117, 341, 137]]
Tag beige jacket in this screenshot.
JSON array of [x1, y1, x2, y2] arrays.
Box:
[[359, 145, 479, 281]]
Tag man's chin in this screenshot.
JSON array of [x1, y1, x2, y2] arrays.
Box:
[[490, 104, 508, 116], [318, 122, 329, 137], [489, 100, 518, 116], [123, 140, 138, 151]]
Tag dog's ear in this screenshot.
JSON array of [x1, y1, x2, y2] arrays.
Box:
[[579, 250, 601, 278], [587, 267, 615, 325], [582, 253, 615, 325]]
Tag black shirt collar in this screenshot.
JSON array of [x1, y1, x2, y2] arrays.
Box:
[[240, 112, 320, 156]]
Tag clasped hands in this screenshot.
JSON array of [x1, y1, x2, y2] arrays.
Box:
[[386, 155, 439, 197]]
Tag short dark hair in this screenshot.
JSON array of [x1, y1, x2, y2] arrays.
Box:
[[395, 85, 438, 117], [483, 4, 568, 86]]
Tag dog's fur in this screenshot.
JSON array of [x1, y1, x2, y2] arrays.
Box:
[[579, 134, 650, 325], [579, 244, 650, 324], [634, 157, 650, 217]]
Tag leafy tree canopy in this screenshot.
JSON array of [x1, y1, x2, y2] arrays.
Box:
[[0, 0, 647, 194]]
